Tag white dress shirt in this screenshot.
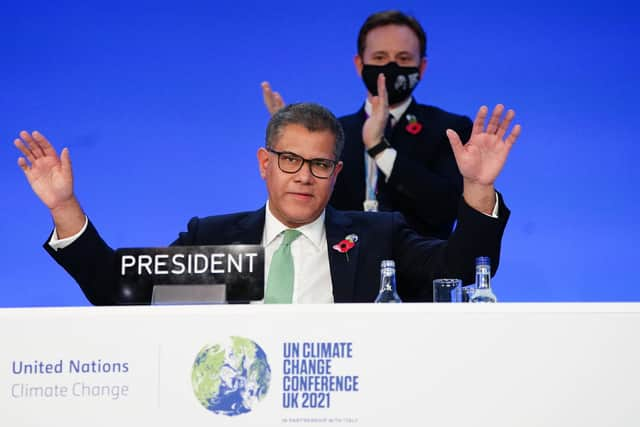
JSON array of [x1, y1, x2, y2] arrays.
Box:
[[261, 201, 334, 303]]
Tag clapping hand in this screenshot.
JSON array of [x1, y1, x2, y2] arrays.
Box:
[[361, 73, 388, 150], [261, 81, 286, 115]]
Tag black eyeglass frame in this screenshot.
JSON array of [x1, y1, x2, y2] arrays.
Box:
[[266, 148, 339, 179]]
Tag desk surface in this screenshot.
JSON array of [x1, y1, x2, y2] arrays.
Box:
[[2, 303, 639, 426]]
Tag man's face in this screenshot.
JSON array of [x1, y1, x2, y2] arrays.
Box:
[[257, 124, 343, 228], [355, 24, 427, 78]]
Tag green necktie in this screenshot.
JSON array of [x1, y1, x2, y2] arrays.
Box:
[[264, 229, 301, 304]]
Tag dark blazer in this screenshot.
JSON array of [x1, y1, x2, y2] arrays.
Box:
[[331, 99, 473, 239], [45, 198, 508, 306]]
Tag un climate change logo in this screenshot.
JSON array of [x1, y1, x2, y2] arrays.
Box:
[[192, 336, 271, 416]]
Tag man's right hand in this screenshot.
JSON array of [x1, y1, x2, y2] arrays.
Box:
[[15, 130, 85, 238], [362, 73, 389, 151], [261, 81, 286, 115]]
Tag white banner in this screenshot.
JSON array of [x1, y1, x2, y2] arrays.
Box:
[[1, 303, 639, 426]]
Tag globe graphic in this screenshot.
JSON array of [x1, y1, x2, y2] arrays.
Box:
[[192, 336, 271, 416]]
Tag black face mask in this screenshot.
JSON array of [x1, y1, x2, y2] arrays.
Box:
[[361, 62, 421, 105]]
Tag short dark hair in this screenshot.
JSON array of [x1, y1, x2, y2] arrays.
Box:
[[266, 103, 345, 160], [357, 10, 427, 58]]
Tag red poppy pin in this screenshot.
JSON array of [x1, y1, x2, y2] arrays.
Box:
[[333, 234, 358, 261], [405, 114, 423, 135]]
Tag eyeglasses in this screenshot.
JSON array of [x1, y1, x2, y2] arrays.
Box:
[[267, 148, 338, 179]]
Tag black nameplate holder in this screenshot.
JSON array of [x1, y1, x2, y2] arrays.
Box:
[[115, 245, 264, 304]]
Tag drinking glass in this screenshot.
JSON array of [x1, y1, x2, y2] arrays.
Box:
[[432, 279, 462, 303], [460, 284, 477, 303]]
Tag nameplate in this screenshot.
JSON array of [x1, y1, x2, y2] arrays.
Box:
[[115, 245, 264, 302]]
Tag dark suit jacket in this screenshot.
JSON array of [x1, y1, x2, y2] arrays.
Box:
[[331, 99, 473, 239], [44, 197, 508, 306]]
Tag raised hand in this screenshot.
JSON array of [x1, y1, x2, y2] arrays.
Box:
[[261, 81, 286, 115], [15, 131, 84, 237], [446, 105, 521, 214], [362, 73, 388, 151], [15, 131, 74, 210], [447, 104, 521, 186]]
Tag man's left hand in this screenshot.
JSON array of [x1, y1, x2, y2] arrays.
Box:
[[447, 104, 521, 214]]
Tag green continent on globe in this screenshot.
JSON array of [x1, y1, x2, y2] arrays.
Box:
[[192, 336, 271, 416]]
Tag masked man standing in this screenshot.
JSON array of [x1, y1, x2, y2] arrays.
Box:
[[263, 10, 472, 239]]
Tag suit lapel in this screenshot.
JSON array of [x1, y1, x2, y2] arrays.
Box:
[[391, 99, 419, 152], [325, 206, 360, 303]]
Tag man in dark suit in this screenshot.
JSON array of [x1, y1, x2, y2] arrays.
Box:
[[262, 10, 471, 239], [14, 95, 519, 305]]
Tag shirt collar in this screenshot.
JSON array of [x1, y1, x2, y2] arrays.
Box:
[[364, 96, 413, 123], [263, 200, 326, 249]]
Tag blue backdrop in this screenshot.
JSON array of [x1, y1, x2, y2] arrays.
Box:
[[2, 1, 639, 306]]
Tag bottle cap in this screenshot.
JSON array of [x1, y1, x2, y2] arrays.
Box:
[[475, 256, 491, 266], [380, 260, 395, 269]]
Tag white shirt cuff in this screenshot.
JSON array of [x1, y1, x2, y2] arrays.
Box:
[[488, 193, 499, 218], [48, 216, 89, 251], [375, 147, 397, 181]]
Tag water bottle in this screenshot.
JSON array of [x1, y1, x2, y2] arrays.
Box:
[[469, 256, 498, 303], [374, 260, 402, 303]]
